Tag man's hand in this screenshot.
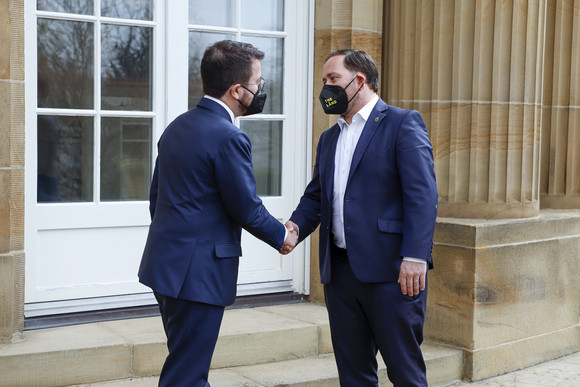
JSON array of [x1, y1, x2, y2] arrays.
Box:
[[397, 260, 427, 296], [280, 221, 299, 255]]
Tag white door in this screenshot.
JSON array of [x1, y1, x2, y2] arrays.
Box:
[[25, 0, 312, 316]]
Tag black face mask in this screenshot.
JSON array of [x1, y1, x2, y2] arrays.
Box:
[[239, 86, 267, 116], [319, 76, 361, 115]]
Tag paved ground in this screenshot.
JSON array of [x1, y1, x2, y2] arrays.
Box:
[[448, 350, 580, 386]]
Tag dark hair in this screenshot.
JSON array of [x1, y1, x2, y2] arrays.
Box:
[[327, 49, 379, 92], [201, 40, 265, 98]]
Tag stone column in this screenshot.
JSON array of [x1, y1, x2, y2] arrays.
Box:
[[308, 0, 383, 302], [540, 0, 580, 209], [384, 0, 580, 381], [385, 0, 545, 220], [0, 0, 26, 343]]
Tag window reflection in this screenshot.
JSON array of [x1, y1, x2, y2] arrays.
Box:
[[101, 118, 152, 201], [241, 0, 284, 31], [37, 19, 94, 109], [240, 120, 282, 196], [37, 0, 94, 15], [101, 0, 153, 20], [188, 31, 236, 109], [189, 0, 235, 27], [101, 25, 153, 111], [37, 115, 94, 202], [241, 36, 284, 114]]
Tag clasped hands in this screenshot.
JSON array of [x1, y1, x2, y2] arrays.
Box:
[[279, 220, 298, 255]]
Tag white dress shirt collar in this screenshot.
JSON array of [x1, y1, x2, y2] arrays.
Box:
[[337, 94, 379, 131]]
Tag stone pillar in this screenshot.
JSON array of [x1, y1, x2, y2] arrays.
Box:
[[0, 0, 26, 343], [384, 0, 580, 381], [385, 0, 545, 220], [308, 0, 383, 302], [540, 0, 580, 209]]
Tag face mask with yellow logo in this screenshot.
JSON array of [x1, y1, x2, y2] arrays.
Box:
[[318, 76, 360, 115]]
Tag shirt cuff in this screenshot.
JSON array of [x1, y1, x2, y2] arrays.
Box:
[[403, 257, 427, 265]]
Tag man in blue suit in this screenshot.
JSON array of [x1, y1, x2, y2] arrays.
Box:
[[286, 50, 438, 386], [139, 40, 297, 386]]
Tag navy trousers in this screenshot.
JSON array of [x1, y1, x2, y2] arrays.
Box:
[[154, 292, 225, 387], [324, 246, 428, 387]]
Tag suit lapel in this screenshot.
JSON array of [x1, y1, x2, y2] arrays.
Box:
[[323, 126, 340, 203], [347, 100, 389, 186]]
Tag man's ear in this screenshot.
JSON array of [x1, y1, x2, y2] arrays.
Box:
[[229, 84, 242, 100]]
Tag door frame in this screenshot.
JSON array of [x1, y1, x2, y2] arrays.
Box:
[[23, 0, 314, 316]]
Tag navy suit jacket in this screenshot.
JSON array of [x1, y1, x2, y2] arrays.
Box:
[[290, 98, 438, 284], [139, 98, 286, 306]]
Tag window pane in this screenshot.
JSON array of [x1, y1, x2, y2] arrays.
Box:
[[101, 25, 153, 111], [101, 0, 153, 21], [37, 115, 93, 202], [240, 120, 282, 196], [37, 0, 94, 15], [188, 31, 236, 109], [242, 36, 283, 114], [189, 0, 235, 27], [37, 19, 94, 109], [241, 0, 284, 31], [101, 118, 152, 201]]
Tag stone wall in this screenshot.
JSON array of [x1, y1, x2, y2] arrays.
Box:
[[0, 0, 25, 343]]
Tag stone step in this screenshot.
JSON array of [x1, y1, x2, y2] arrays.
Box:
[[81, 343, 463, 387], [0, 303, 462, 387]]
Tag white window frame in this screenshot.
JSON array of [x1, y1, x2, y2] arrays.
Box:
[[24, 0, 167, 314]]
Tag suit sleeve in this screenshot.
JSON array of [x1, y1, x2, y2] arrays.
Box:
[[215, 131, 286, 250], [290, 137, 323, 243], [149, 156, 159, 220], [396, 110, 438, 264]]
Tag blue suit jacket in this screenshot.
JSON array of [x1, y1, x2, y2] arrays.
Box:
[[290, 99, 438, 284], [139, 98, 286, 306]]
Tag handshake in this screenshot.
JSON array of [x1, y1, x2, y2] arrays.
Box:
[[279, 220, 299, 255]]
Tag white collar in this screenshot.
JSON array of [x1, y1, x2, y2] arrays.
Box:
[[337, 94, 379, 130]]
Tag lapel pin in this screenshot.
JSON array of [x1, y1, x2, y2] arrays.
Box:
[[375, 117, 379, 122]]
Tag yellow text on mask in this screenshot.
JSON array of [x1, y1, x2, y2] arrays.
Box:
[[324, 98, 337, 108]]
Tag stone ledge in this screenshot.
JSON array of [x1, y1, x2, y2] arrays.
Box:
[[435, 210, 580, 247], [464, 324, 580, 381]]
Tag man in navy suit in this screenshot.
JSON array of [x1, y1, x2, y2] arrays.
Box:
[[286, 50, 438, 386], [139, 40, 297, 386]]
